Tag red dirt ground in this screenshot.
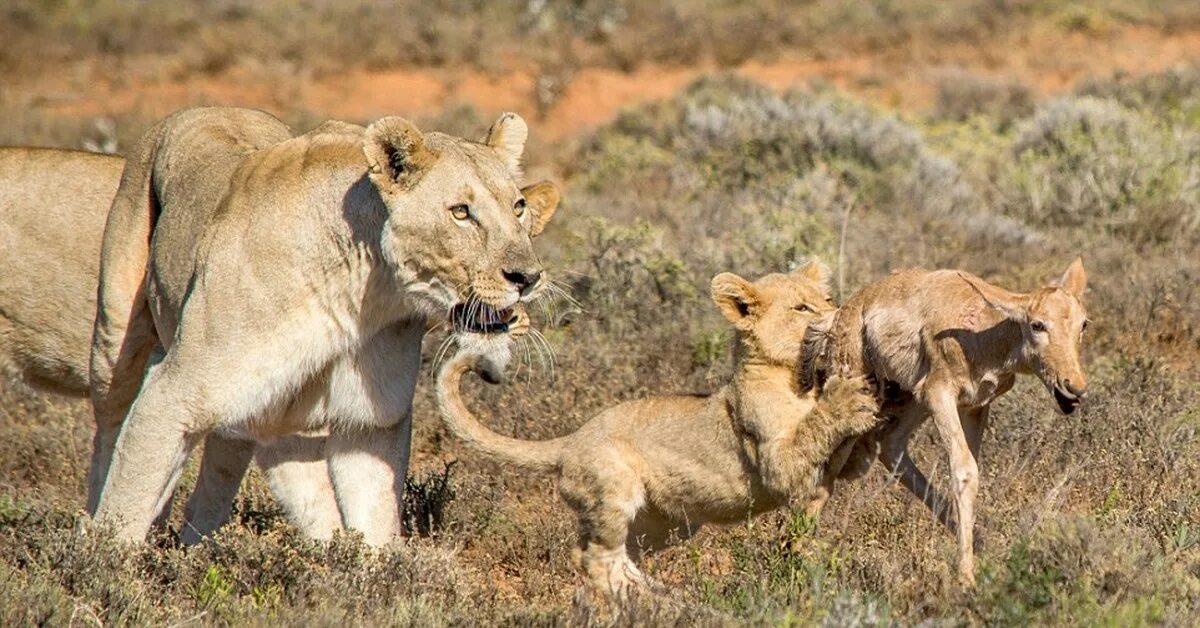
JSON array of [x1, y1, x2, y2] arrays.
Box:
[[13, 24, 1200, 142]]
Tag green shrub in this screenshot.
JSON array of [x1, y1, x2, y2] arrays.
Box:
[[1005, 96, 1200, 245]]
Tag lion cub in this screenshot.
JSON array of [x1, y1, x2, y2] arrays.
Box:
[[437, 261, 879, 598]]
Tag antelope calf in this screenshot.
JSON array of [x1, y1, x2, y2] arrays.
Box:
[[802, 258, 1089, 585]]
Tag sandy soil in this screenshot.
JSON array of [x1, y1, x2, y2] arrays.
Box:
[[12, 24, 1200, 141]]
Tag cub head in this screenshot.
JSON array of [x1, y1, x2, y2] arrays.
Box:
[[960, 257, 1090, 414], [710, 260, 835, 368], [363, 112, 560, 328]]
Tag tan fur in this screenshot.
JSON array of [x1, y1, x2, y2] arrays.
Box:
[[0, 148, 123, 396], [437, 261, 880, 598], [802, 260, 1090, 585], [89, 107, 560, 544]]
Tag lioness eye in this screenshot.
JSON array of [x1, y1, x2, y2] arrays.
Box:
[[1030, 320, 1047, 332], [450, 204, 471, 221], [1081, 320, 1090, 332], [793, 304, 813, 314], [513, 198, 526, 218]]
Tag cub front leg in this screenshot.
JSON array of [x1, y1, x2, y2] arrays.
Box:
[[326, 418, 411, 546]]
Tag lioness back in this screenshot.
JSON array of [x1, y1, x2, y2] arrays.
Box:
[[0, 147, 124, 395]]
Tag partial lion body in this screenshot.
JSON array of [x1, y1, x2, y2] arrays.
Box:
[[89, 106, 559, 545], [0, 148, 123, 395]]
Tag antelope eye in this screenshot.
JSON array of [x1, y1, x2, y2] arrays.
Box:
[[793, 304, 813, 314], [1030, 320, 1047, 332], [450, 204, 471, 221], [513, 198, 526, 217]]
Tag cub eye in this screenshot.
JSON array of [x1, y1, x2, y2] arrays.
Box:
[[793, 304, 813, 314], [513, 198, 526, 218], [450, 204, 471, 221], [1030, 320, 1047, 332]]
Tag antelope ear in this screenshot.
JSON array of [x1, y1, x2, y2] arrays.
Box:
[[958, 272, 1028, 320], [1056, 257, 1087, 299], [484, 112, 528, 176], [363, 117, 437, 193], [520, 181, 560, 237], [792, 258, 832, 294], [711, 273, 762, 330]]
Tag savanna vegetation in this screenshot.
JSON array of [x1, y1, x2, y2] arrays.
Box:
[[1, 1, 1198, 625]]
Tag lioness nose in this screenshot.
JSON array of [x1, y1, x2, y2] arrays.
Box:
[[503, 269, 542, 296], [1064, 379, 1087, 399]]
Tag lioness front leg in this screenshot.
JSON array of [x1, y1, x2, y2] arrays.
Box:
[[257, 434, 343, 540], [326, 418, 411, 545]]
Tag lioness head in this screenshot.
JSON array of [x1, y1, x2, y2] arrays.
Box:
[[362, 112, 560, 327], [961, 257, 1089, 414], [711, 260, 836, 368]]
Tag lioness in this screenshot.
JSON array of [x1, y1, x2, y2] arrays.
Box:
[[801, 259, 1089, 585], [437, 262, 880, 597], [90, 107, 560, 544], [0, 148, 122, 396], [0, 147, 327, 538]]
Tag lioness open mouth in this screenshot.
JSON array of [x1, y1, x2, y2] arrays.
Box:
[[450, 302, 518, 334]]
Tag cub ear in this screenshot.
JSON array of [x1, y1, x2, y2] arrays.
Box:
[[363, 117, 437, 192], [1056, 256, 1087, 299], [520, 180, 560, 237], [711, 273, 762, 329], [791, 258, 831, 294], [484, 112, 528, 176]]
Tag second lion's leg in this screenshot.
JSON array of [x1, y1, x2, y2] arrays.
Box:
[[179, 434, 256, 545]]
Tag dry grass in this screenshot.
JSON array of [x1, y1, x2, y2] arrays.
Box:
[[2, 3, 1200, 626]]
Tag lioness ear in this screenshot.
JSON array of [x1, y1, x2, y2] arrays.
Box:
[[363, 117, 437, 192], [1056, 257, 1087, 299], [711, 273, 762, 329], [958, 272, 1028, 320], [484, 112, 528, 176], [520, 180, 560, 237], [791, 258, 832, 294]]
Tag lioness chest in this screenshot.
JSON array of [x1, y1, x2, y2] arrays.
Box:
[[218, 321, 425, 441]]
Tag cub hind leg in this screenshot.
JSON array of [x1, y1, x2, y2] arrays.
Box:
[[560, 461, 649, 599]]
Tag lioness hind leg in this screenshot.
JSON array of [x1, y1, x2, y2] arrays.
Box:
[[93, 363, 206, 542], [327, 419, 410, 546], [88, 119, 167, 516], [179, 434, 256, 545], [86, 329, 159, 515], [257, 434, 342, 541]]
